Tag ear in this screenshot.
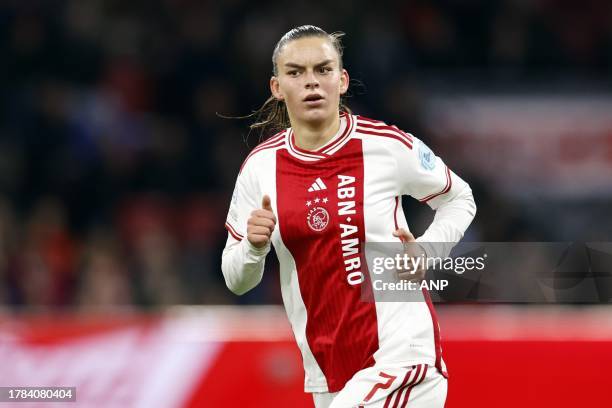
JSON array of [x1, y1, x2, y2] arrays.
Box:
[[270, 76, 284, 101], [339, 68, 349, 95]]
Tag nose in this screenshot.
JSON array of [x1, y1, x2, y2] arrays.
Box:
[[304, 71, 319, 89]]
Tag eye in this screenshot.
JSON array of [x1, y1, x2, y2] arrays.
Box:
[[287, 70, 299, 77], [318, 66, 332, 74]]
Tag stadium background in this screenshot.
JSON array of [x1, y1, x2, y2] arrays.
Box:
[[1, 0, 611, 406]]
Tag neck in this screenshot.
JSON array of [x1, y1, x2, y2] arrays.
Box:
[[292, 113, 341, 151]]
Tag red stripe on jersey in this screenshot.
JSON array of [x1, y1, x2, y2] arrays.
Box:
[[383, 366, 416, 408], [389, 365, 421, 408], [306, 111, 349, 154], [356, 122, 414, 142], [276, 138, 379, 392], [356, 115, 385, 125], [321, 113, 354, 154], [243, 130, 286, 156], [355, 123, 413, 144], [224, 222, 243, 241], [422, 288, 448, 378], [239, 132, 286, 173], [419, 166, 452, 202], [399, 365, 427, 408], [396, 365, 422, 408], [253, 131, 286, 152], [393, 196, 400, 230], [356, 128, 413, 150], [289, 130, 328, 159]]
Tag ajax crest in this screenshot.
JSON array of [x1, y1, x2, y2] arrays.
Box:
[[307, 206, 329, 232]]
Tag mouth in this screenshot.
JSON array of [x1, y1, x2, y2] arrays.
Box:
[[303, 94, 324, 104]]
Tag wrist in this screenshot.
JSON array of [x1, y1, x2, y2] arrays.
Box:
[[246, 238, 271, 256]]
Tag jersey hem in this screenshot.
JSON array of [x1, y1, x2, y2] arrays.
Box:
[[304, 384, 331, 393], [303, 358, 438, 393]]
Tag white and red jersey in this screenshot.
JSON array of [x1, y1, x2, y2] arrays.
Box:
[[222, 113, 476, 393]]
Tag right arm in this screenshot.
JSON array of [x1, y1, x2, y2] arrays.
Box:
[[221, 234, 270, 295], [221, 165, 276, 295]]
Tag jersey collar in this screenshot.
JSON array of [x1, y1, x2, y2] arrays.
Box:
[[286, 113, 355, 162]]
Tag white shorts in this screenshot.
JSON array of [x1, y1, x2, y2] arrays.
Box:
[[312, 364, 447, 408]]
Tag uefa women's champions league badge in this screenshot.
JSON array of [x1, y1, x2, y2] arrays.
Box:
[[418, 140, 436, 171]]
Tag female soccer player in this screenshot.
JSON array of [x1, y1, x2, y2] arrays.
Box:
[[222, 25, 476, 408]]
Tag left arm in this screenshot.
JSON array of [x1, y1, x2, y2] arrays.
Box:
[[396, 136, 477, 259], [415, 175, 476, 259]]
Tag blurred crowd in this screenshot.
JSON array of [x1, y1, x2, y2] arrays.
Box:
[[0, 0, 611, 308]]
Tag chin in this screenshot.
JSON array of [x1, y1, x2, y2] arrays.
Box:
[[300, 109, 331, 123]]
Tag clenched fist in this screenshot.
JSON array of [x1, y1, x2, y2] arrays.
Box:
[[247, 195, 277, 248]]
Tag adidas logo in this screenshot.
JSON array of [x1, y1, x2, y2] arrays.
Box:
[[308, 177, 327, 192]]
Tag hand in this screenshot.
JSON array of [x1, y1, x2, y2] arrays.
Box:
[[392, 228, 427, 282], [247, 195, 276, 248]]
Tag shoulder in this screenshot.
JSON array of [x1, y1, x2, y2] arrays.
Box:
[[353, 115, 415, 152], [239, 129, 288, 174]]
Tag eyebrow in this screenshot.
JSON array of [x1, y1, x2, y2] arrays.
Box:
[[283, 59, 334, 69]]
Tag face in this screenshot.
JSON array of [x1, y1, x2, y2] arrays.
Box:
[[270, 36, 349, 126]]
